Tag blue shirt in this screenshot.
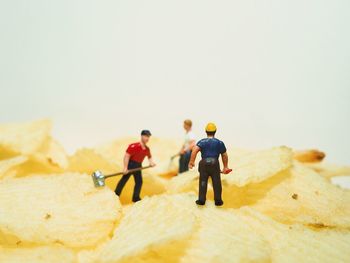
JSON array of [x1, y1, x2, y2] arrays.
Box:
[[197, 137, 227, 159]]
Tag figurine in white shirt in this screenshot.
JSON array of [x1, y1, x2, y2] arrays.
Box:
[[178, 119, 196, 173]]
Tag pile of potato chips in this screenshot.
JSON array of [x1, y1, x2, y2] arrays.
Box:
[[0, 119, 350, 263]]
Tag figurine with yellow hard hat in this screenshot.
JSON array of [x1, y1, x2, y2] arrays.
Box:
[[189, 123, 232, 206]]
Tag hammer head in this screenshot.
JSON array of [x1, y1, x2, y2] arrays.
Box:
[[92, 170, 105, 187]]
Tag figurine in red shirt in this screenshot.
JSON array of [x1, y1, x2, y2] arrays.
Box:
[[115, 130, 156, 202]]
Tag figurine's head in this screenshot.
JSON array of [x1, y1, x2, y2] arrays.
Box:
[[183, 119, 192, 132], [205, 123, 217, 137], [141, 130, 152, 144]]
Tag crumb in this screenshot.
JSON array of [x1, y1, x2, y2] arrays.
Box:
[[54, 239, 64, 245], [308, 222, 331, 229], [45, 213, 52, 220], [292, 193, 298, 200], [47, 158, 59, 167]]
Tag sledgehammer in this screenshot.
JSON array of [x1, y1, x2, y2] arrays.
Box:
[[92, 166, 152, 187]]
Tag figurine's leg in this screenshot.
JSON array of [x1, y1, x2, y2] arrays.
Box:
[[197, 161, 209, 205], [132, 171, 143, 202], [183, 150, 192, 173], [115, 174, 131, 196], [211, 163, 223, 206], [179, 154, 185, 173]]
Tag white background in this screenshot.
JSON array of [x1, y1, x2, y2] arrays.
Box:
[[1, 1, 349, 164]]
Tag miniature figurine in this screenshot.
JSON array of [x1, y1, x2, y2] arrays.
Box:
[[176, 119, 196, 174], [115, 130, 156, 202], [189, 123, 231, 206]]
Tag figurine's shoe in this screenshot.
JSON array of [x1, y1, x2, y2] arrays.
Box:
[[195, 200, 206, 206], [132, 197, 142, 202], [215, 200, 224, 206]]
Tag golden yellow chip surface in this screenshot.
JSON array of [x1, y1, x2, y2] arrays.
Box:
[[1, 119, 350, 262]]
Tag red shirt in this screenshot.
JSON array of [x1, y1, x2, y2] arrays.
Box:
[[126, 142, 151, 163]]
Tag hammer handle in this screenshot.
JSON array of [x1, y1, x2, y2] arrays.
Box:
[[104, 165, 152, 178]]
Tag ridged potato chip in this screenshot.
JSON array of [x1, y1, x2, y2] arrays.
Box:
[[224, 146, 293, 186], [166, 170, 198, 194], [11, 156, 62, 176], [181, 207, 271, 263], [240, 207, 350, 262], [0, 119, 51, 158], [251, 162, 350, 228], [95, 137, 136, 165], [79, 194, 197, 263], [166, 147, 293, 203], [184, 206, 350, 262], [2, 119, 350, 262], [0, 245, 76, 263], [109, 172, 168, 205], [305, 162, 350, 179], [95, 137, 181, 178], [96, 137, 181, 167], [68, 148, 119, 175], [38, 137, 68, 169], [95, 138, 179, 203], [167, 146, 293, 194], [0, 156, 27, 179], [0, 173, 121, 248]]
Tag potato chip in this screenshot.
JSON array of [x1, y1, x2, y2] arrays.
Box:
[[0, 245, 76, 263], [79, 193, 197, 263], [68, 148, 119, 175], [221, 170, 289, 208], [1, 138, 69, 177], [0, 156, 27, 179], [95, 137, 181, 179], [12, 156, 62, 177], [166, 146, 293, 198], [167, 169, 282, 209], [109, 172, 168, 205], [94, 138, 181, 203], [251, 162, 350, 228], [0, 119, 51, 158], [293, 149, 325, 163], [239, 207, 350, 262], [224, 146, 293, 186], [2, 119, 350, 262], [94, 137, 136, 165], [166, 170, 198, 194], [39, 137, 68, 169], [181, 207, 271, 263], [305, 162, 350, 179], [0, 173, 122, 248]]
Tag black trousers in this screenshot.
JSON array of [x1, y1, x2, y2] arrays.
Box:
[[198, 158, 222, 202], [115, 160, 142, 202], [179, 150, 192, 173]]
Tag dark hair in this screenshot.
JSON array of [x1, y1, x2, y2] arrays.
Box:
[[206, 131, 216, 136], [141, 130, 152, 136]]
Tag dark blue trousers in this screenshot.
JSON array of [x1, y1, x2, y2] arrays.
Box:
[[115, 160, 142, 202], [179, 150, 192, 173]]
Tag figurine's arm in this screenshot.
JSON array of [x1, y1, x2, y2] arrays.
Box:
[[187, 139, 196, 151], [179, 139, 195, 154], [179, 144, 186, 155], [123, 153, 131, 174], [189, 145, 200, 169], [221, 152, 230, 174], [148, 157, 156, 167]]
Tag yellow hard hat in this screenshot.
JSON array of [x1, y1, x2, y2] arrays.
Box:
[[205, 122, 217, 132]]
